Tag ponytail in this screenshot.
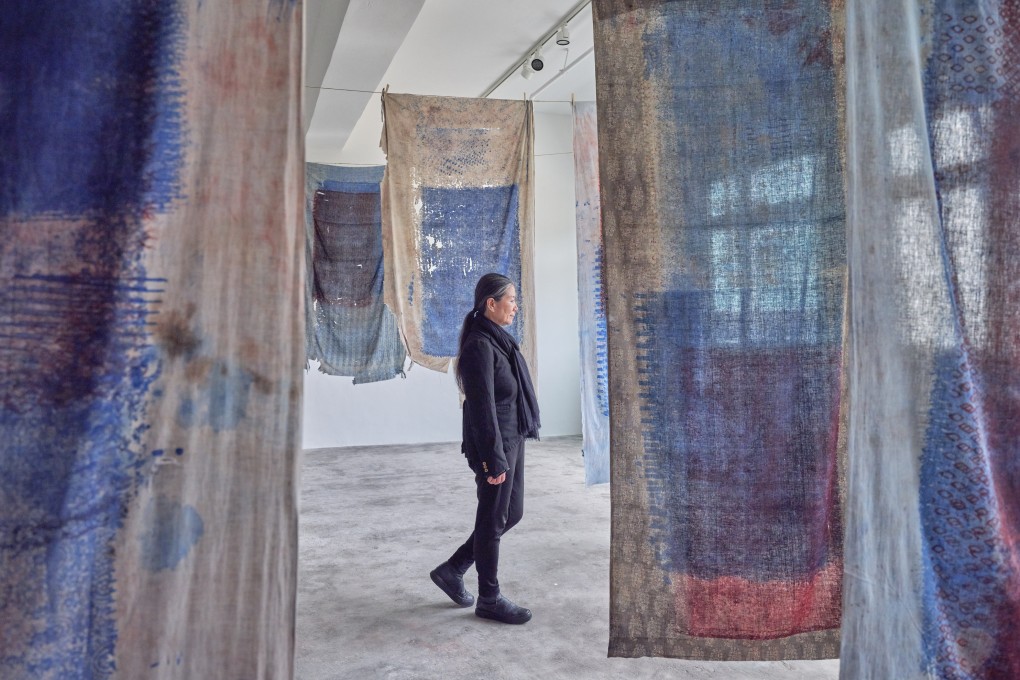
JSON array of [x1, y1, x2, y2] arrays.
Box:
[[454, 308, 479, 392]]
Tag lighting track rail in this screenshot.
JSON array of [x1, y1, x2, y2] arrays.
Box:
[[480, 0, 592, 98]]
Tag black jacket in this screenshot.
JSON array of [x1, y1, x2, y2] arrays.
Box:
[[460, 328, 520, 477]]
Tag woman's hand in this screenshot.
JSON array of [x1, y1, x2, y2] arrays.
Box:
[[486, 472, 507, 485]]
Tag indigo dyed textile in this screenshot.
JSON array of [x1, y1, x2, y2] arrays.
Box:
[[843, 2, 1020, 678], [594, 0, 847, 660], [572, 102, 610, 486], [0, 2, 303, 678], [305, 164, 406, 383], [380, 93, 537, 373]]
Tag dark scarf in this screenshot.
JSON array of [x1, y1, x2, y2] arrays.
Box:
[[475, 315, 541, 439]]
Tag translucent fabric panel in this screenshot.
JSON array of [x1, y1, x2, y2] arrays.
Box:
[[572, 102, 610, 486], [594, 0, 847, 660], [843, 1, 1020, 677]]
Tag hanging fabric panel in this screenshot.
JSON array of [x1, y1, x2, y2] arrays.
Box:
[[305, 163, 406, 383], [380, 93, 537, 373], [572, 102, 610, 486], [594, 0, 848, 660], [0, 2, 303, 678], [842, 1, 1020, 677]]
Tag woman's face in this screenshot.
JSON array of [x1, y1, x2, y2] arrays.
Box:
[[484, 285, 517, 327]]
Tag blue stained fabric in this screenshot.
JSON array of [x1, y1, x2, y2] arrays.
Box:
[[0, 3, 184, 675], [1, 2, 303, 677], [305, 163, 406, 383], [592, 250, 609, 419], [595, 0, 846, 660], [418, 185, 522, 356], [843, 1, 1020, 677], [138, 497, 206, 572], [635, 293, 841, 580], [914, 8, 1020, 675], [380, 93, 536, 374], [0, 1, 185, 218], [572, 101, 610, 485], [919, 351, 1012, 677], [1, 274, 164, 678]]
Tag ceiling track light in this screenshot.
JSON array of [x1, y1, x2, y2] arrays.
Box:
[[481, 0, 592, 97], [521, 62, 535, 80], [481, 0, 595, 96], [530, 48, 545, 72]]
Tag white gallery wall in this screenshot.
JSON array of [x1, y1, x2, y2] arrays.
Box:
[[302, 110, 582, 449]]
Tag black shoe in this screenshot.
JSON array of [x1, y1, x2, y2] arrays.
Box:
[[430, 562, 474, 607], [475, 594, 532, 624]]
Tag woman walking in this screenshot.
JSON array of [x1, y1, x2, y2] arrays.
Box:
[[430, 273, 541, 624]]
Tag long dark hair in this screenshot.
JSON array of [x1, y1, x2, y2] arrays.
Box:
[[455, 273, 514, 391]]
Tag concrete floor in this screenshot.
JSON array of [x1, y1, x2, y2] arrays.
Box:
[[296, 435, 840, 680]]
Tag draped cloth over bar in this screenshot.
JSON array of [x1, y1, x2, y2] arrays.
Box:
[[594, 0, 848, 660], [572, 102, 610, 486], [843, 1, 1020, 677], [380, 93, 537, 374], [305, 163, 406, 383], [0, 2, 303, 677]]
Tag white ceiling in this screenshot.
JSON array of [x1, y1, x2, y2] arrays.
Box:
[[304, 0, 596, 165]]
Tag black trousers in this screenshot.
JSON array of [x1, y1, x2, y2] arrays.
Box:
[[448, 438, 525, 599]]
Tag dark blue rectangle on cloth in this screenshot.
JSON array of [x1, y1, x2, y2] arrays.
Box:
[[418, 185, 522, 356], [636, 289, 842, 581], [312, 188, 383, 305], [0, 0, 185, 218]]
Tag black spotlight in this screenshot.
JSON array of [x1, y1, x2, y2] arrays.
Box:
[[530, 51, 544, 72]]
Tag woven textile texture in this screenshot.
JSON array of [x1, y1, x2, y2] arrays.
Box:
[[842, 1, 1020, 678], [380, 93, 537, 373], [572, 102, 610, 486], [0, 2, 303, 678], [305, 163, 406, 383], [594, 0, 848, 660]]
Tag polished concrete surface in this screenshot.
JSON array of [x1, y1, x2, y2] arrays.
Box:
[[296, 436, 840, 679]]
